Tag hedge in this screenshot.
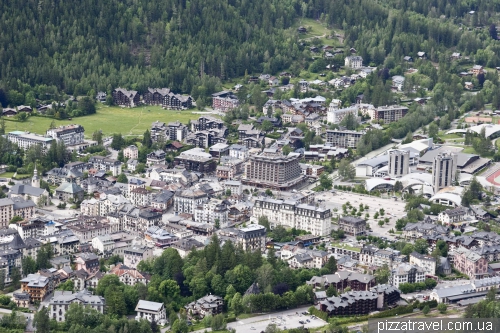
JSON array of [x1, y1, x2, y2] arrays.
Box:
[[416, 300, 438, 309], [308, 306, 328, 321], [370, 305, 414, 318], [225, 316, 236, 323]]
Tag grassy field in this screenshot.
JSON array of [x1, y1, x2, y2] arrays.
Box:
[[4, 105, 203, 138], [293, 18, 338, 45]]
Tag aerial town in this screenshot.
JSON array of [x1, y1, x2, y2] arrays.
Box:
[[2, 0, 500, 326], [1, 48, 500, 332]]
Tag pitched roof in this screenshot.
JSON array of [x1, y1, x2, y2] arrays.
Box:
[[56, 182, 84, 194]]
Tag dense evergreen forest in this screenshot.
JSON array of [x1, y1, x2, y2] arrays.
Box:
[[0, 0, 500, 103]]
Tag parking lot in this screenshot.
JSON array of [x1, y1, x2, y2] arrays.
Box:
[[226, 307, 327, 333], [315, 191, 407, 239]]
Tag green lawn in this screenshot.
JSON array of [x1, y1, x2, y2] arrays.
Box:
[[0, 172, 15, 179], [4, 105, 203, 138], [330, 242, 361, 252], [461, 146, 478, 154], [293, 18, 337, 45]]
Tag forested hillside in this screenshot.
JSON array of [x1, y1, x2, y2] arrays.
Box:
[[0, 0, 499, 101], [0, 0, 302, 96]]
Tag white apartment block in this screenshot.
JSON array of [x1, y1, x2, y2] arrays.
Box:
[[229, 144, 249, 160], [92, 235, 115, 254], [129, 187, 153, 207], [409, 252, 436, 276], [46, 125, 85, 146], [135, 300, 167, 324], [390, 263, 426, 288], [193, 199, 229, 227], [345, 56, 363, 69], [49, 290, 105, 322], [124, 245, 153, 269], [88, 156, 122, 176], [7, 131, 53, 151], [174, 188, 209, 214], [252, 197, 331, 236], [327, 105, 359, 124], [124, 145, 139, 159], [0, 198, 36, 229], [98, 193, 131, 217], [224, 180, 242, 196], [80, 198, 100, 216]]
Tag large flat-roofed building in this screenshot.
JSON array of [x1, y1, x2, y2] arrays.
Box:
[[252, 197, 331, 236], [388, 149, 410, 178], [432, 152, 457, 192], [367, 105, 408, 124], [7, 131, 53, 150], [46, 125, 85, 146], [327, 105, 359, 124], [243, 148, 306, 190], [338, 216, 366, 236], [174, 148, 217, 172], [325, 129, 364, 148], [166, 121, 188, 141]]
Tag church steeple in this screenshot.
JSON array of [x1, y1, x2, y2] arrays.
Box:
[[32, 163, 40, 188]]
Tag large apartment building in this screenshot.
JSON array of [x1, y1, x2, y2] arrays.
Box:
[[338, 216, 366, 236], [143, 88, 193, 110], [432, 152, 457, 192], [0, 197, 36, 229], [389, 263, 426, 288], [252, 197, 331, 236], [174, 148, 217, 172], [367, 105, 409, 124], [219, 224, 267, 252], [243, 148, 306, 190], [325, 129, 365, 148], [174, 188, 209, 214], [7, 131, 53, 151], [211, 91, 239, 112], [112, 88, 140, 107], [453, 247, 488, 279], [46, 125, 85, 147], [88, 156, 122, 176], [319, 284, 400, 316], [49, 290, 105, 322]]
